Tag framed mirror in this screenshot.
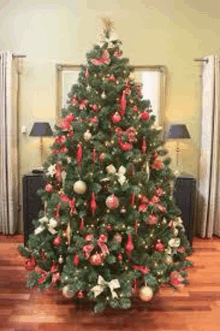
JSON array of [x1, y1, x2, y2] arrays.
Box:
[[56, 64, 167, 127]]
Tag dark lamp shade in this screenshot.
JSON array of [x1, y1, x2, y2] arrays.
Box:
[[30, 122, 53, 137], [167, 124, 190, 139]]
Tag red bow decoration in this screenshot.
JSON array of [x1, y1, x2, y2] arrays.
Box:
[[60, 192, 77, 215], [83, 234, 109, 259], [91, 49, 110, 66], [36, 263, 60, 285], [115, 127, 136, 143]]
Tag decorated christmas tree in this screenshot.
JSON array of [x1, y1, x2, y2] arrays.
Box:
[[19, 20, 192, 313]]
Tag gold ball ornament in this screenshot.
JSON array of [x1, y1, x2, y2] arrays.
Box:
[[139, 286, 154, 302], [62, 285, 75, 298], [73, 180, 87, 194]]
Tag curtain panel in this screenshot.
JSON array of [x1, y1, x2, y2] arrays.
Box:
[[0, 52, 19, 234], [197, 55, 220, 238]]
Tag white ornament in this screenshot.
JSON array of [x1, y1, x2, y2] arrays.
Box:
[[84, 130, 92, 142], [46, 164, 56, 177], [173, 228, 179, 236], [67, 157, 71, 164], [62, 285, 75, 298], [101, 91, 106, 99], [73, 180, 87, 194], [165, 255, 173, 265], [58, 255, 64, 264], [139, 286, 153, 302], [106, 164, 116, 174], [168, 238, 180, 248], [117, 166, 126, 186], [34, 226, 44, 235]]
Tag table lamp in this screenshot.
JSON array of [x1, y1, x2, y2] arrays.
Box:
[[166, 124, 191, 172], [30, 122, 53, 172]]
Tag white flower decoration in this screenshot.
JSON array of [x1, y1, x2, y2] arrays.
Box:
[[46, 164, 56, 177], [39, 216, 49, 224], [168, 238, 180, 248], [106, 164, 116, 174], [47, 218, 58, 235], [34, 226, 44, 235]]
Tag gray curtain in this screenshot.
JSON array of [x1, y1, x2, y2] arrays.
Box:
[[0, 52, 19, 234], [197, 55, 220, 238]]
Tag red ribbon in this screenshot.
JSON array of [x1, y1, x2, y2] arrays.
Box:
[[60, 192, 77, 215], [91, 49, 110, 66], [115, 127, 136, 143], [83, 234, 109, 259]]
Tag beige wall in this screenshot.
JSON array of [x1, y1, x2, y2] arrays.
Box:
[[0, 0, 219, 230]]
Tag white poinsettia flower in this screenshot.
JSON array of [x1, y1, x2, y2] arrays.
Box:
[[46, 164, 56, 177], [34, 226, 44, 235], [165, 247, 172, 255], [49, 218, 58, 228], [118, 166, 126, 175], [106, 164, 116, 174], [39, 216, 49, 224], [118, 174, 126, 186], [168, 238, 180, 248], [48, 227, 57, 235], [173, 228, 179, 236]]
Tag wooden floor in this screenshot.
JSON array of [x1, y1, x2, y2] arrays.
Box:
[[1, 235, 220, 331]]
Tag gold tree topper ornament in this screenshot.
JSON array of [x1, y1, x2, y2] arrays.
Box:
[[102, 18, 114, 38]]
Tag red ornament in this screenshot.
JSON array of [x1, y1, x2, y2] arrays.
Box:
[[130, 193, 135, 207], [92, 148, 96, 163], [119, 141, 132, 151], [65, 113, 75, 122], [99, 153, 105, 162], [152, 159, 164, 170], [141, 138, 147, 154], [125, 234, 134, 253], [90, 192, 96, 216], [60, 146, 67, 154], [106, 194, 119, 209], [45, 183, 53, 193], [147, 214, 158, 225], [79, 218, 85, 231], [117, 253, 123, 262], [73, 254, 80, 266], [90, 116, 98, 124], [76, 290, 85, 298], [76, 143, 83, 168], [133, 105, 138, 112], [140, 111, 150, 121], [108, 74, 116, 82], [71, 95, 77, 106], [105, 224, 112, 231], [149, 195, 160, 205], [89, 253, 103, 266], [85, 67, 89, 78], [91, 104, 98, 112], [25, 257, 36, 271], [155, 241, 165, 251], [112, 112, 121, 123], [53, 235, 62, 246], [119, 91, 126, 117]]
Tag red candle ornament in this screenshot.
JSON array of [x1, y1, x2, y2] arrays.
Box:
[[90, 192, 96, 216], [79, 218, 85, 231], [119, 91, 126, 117], [130, 193, 135, 207], [125, 233, 134, 258], [73, 254, 80, 266], [76, 142, 83, 168], [141, 138, 147, 154]]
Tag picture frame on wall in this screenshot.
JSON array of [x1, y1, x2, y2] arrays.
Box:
[[56, 64, 167, 128]]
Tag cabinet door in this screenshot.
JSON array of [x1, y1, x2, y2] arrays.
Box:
[[23, 174, 44, 245]]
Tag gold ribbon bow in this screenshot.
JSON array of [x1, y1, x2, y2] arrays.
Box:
[[91, 275, 120, 299]]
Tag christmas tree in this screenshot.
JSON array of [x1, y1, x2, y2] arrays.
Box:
[[19, 20, 192, 313]]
